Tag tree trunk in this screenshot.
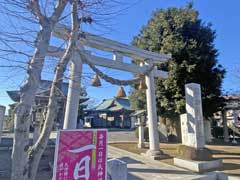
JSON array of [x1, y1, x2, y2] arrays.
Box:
[[28, 70, 62, 180], [11, 0, 68, 178], [28, 3, 79, 179], [11, 26, 52, 180]]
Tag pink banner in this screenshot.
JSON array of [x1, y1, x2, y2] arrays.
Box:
[[53, 129, 107, 180]]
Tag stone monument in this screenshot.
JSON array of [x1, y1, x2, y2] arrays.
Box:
[[137, 116, 145, 148], [181, 83, 205, 149], [174, 83, 223, 173], [204, 120, 213, 143], [158, 117, 168, 143], [107, 158, 127, 180]]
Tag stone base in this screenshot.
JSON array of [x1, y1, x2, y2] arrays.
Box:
[[176, 145, 213, 161], [137, 142, 145, 149], [174, 158, 222, 173], [138, 143, 145, 148], [141, 149, 169, 160]]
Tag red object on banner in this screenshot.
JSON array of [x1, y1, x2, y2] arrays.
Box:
[[53, 129, 107, 180]]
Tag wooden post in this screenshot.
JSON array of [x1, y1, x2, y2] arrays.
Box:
[[145, 61, 161, 156], [222, 110, 229, 142], [63, 52, 82, 129]]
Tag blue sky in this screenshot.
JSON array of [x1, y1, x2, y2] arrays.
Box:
[[0, 0, 240, 110]]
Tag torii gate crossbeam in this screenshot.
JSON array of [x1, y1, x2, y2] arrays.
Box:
[[47, 46, 168, 78], [48, 24, 171, 159]]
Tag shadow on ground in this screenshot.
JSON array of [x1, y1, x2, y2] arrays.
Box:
[[128, 167, 192, 175], [118, 157, 144, 165]]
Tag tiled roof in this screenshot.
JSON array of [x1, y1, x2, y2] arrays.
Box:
[[114, 97, 132, 111], [94, 97, 133, 112], [131, 110, 146, 116], [95, 98, 114, 111]]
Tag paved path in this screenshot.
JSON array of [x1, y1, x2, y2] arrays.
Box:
[[2, 129, 137, 143], [107, 130, 137, 143], [108, 146, 216, 180]]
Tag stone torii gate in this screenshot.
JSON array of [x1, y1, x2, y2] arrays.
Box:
[[47, 24, 171, 158]]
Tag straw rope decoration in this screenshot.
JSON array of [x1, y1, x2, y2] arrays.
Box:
[[77, 49, 154, 86]]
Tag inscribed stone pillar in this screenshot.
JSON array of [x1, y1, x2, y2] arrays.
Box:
[[158, 117, 168, 142], [145, 61, 161, 155], [184, 83, 205, 149], [130, 117, 136, 129], [31, 110, 40, 144], [204, 120, 213, 143], [33, 121, 40, 144], [63, 52, 83, 129], [222, 110, 229, 142], [180, 114, 188, 145], [0, 105, 6, 144], [138, 117, 145, 148]]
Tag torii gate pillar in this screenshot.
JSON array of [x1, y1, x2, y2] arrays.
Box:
[[144, 61, 164, 158], [63, 52, 82, 129]]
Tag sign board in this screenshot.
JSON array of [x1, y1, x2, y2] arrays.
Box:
[[53, 129, 107, 180]]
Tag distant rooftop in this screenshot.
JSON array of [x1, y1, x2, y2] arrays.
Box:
[[222, 95, 240, 110], [7, 80, 88, 102], [222, 95, 240, 101], [93, 97, 133, 112]]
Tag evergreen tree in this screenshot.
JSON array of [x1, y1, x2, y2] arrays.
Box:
[[130, 3, 225, 119]]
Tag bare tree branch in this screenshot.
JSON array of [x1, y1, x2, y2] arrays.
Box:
[[27, 0, 46, 24]]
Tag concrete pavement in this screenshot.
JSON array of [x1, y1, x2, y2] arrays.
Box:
[[2, 130, 137, 143]]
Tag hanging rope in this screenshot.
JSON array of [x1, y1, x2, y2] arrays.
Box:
[[77, 49, 154, 86]]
